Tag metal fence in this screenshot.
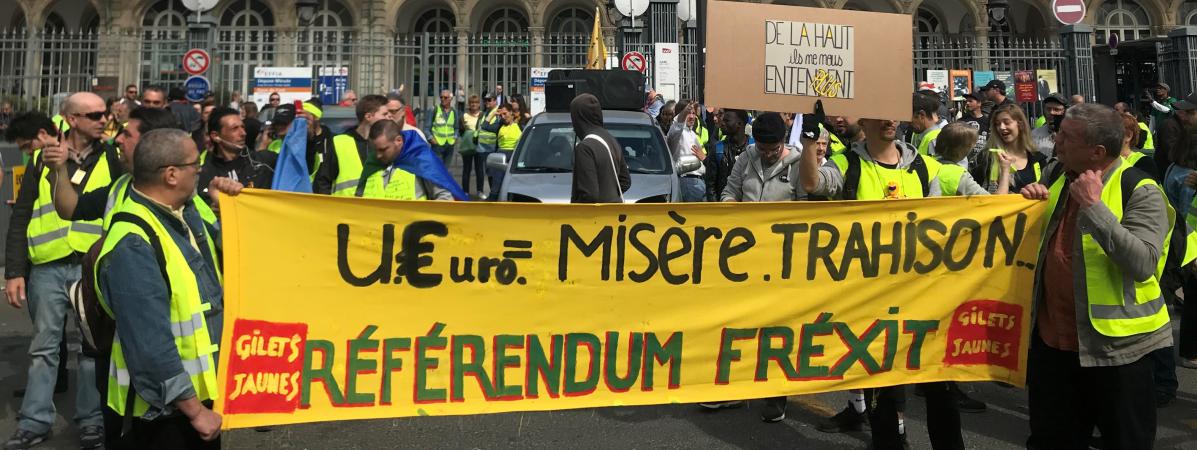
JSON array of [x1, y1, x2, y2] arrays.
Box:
[[914, 34, 1065, 118], [1, 28, 97, 114]]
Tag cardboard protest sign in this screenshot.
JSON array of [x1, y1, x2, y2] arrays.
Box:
[[216, 190, 1045, 429], [705, 1, 912, 119]]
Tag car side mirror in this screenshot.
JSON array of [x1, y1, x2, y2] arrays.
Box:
[[486, 153, 509, 172], [676, 154, 701, 174]]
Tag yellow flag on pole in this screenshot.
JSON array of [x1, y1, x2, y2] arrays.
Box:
[[586, 7, 607, 69]]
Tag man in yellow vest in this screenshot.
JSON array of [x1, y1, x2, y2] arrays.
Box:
[[910, 91, 944, 156], [95, 128, 223, 448], [799, 101, 962, 450], [356, 120, 453, 200], [428, 89, 459, 167], [4, 93, 114, 449], [1019, 103, 1172, 450], [313, 94, 391, 196]]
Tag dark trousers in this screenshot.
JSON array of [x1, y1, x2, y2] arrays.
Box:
[[1180, 273, 1197, 359], [433, 144, 454, 167], [92, 351, 127, 449], [1149, 345, 1178, 397], [461, 152, 485, 196], [866, 383, 961, 450], [127, 409, 220, 450], [1027, 333, 1156, 450]]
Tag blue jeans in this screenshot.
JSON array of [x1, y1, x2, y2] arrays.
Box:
[[680, 176, 706, 202], [19, 260, 102, 433]]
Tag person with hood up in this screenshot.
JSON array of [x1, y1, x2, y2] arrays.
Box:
[[570, 94, 630, 203]]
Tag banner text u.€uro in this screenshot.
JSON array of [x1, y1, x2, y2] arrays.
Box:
[[215, 191, 1046, 429]]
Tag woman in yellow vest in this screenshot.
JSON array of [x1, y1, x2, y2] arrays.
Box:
[[355, 120, 453, 201]]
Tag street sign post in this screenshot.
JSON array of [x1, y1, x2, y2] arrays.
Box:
[[184, 75, 210, 102], [183, 48, 210, 76], [1051, 0, 1086, 25], [621, 51, 647, 74]]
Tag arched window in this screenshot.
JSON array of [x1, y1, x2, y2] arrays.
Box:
[[299, 0, 353, 69], [43, 13, 67, 31], [218, 0, 275, 101], [483, 7, 528, 33], [916, 8, 942, 34], [1095, 0, 1151, 42], [414, 7, 455, 33], [141, 0, 190, 88], [1180, 0, 1197, 25], [221, 0, 273, 27], [550, 7, 592, 34]]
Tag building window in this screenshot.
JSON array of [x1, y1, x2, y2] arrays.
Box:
[[414, 7, 455, 33], [299, 0, 353, 67], [1096, 0, 1151, 43], [483, 7, 528, 33], [916, 8, 942, 35], [1181, 0, 1197, 25], [551, 7, 592, 34], [221, 0, 274, 28]]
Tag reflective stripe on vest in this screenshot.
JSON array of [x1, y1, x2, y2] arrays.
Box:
[[28, 149, 113, 264], [1042, 162, 1173, 337], [331, 134, 364, 197], [356, 168, 424, 201], [937, 163, 965, 196], [432, 107, 457, 145], [917, 128, 942, 156], [98, 200, 219, 417], [477, 108, 499, 146]]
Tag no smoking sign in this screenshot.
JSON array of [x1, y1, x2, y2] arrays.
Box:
[[621, 51, 647, 74], [183, 48, 210, 76]]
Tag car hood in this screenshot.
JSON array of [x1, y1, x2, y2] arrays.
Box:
[[504, 172, 675, 203]]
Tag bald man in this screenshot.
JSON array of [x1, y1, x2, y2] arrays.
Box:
[[4, 91, 118, 449]]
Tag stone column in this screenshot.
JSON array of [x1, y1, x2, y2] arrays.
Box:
[[530, 26, 545, 68], [456, 27, 469, 96], [1059, 24, 1095, 100], [974, 25, 991, 72]]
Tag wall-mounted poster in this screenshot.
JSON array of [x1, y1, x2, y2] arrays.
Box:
[[1014, 70, 1037, 103], [973, 71, 995, 94], [950, 69, 972, 101], [924, 70, 949, 94], [1036, 70, 1058, 101]]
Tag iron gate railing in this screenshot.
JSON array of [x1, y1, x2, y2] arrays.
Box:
[[1, 28, 97, 114], [914, 34, 1065, 119]]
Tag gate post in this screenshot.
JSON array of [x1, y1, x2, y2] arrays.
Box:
[[1060, 24, 1095, 101], [530, 27, 545, 67], [456, 27, 469, 97], [1166, 26, 1197, 96]]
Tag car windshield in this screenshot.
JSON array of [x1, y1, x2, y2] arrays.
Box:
[[512, 124, 671, 175]]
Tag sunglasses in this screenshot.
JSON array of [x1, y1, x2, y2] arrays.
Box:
[[270, 98, 281, 102], [73, 111, 107, 121]]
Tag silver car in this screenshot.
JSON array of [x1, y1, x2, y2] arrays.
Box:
[[487, 110, 701, 203]]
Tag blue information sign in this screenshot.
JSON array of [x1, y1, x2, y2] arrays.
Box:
[[184, 75, 210, 102]]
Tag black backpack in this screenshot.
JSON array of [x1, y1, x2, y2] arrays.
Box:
[[71, 212, 168, 358]]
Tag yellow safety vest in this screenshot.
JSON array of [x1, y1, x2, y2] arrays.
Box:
[[1043, 161, 1173, 337], [477, 108, 499, 147], [498, 122, 522, 151], [917, 127, 942, 156], [102, 174, 221, 283], [829, 133, 848, 155], [1138, 122, 1155, 151], [830, 149, 942, 200], [96, 199, 220, 417], [695, 121, 709, 147], [356, 168, 424, 201], [432, 106, 457, 146], [937, 163, 965, 196], [27, 149, 113, 264], [331, 134, 364, 197]]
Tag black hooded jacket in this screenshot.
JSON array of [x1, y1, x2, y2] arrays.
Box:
[[570, 94, 631, 203]]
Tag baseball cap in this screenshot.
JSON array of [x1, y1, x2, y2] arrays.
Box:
[[1156, 81, 1171, 91], [273, 103, 296, 126], [483, 92, 495, 101], [963, 92, 980, 101], [980, 80, 1006, 92], [1042, 93, 1067, 107], [1174, 93, 1197, 111]]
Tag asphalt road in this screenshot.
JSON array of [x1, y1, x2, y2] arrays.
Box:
[[0, 303, 1195, 449]]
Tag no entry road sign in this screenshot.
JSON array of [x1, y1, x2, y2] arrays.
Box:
[[1052, 0, 1086, 25]]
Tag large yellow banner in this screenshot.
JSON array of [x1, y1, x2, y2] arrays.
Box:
[[215, 190, 1047, 429]]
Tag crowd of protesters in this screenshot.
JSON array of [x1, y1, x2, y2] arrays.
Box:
[[0, 75, 1195, 450]]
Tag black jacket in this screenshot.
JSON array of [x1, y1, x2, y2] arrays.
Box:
[[6, 139, 121, 279], [570, 95, 630, 203], [197, 149, 276, 204]]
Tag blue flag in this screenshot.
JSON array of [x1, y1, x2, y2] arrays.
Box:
[[394, 130, 469, 201], [271, 118, 312, 193]]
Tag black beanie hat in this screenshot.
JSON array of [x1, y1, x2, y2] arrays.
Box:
[[752, 112, 787, 145]]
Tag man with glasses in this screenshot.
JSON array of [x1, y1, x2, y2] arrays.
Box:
[[3, 92, 119, 450], [95, 128, 224, 449], [141, 86, 167, 110], [123, 84, 140, 106], [260, 92, 281, 125], [428, 89, 459, 166], [338, 90, 358, 107]]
